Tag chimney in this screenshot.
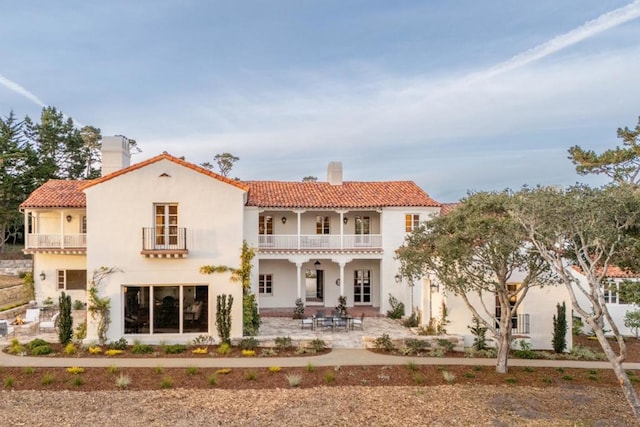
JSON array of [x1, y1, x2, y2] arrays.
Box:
[[101, 136, 131, 176], [327, 161, 343, 185]]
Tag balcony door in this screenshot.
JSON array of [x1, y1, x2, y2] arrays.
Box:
[[258, 215, 274, 247], [355, 216, 370, 246], [354, 269, 371, 304], [155, 204, 178, 248]]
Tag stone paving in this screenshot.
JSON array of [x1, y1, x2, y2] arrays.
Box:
[[1, 317, 416, 349]]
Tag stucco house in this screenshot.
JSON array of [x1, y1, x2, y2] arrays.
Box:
[[19, 136, 571, 348]]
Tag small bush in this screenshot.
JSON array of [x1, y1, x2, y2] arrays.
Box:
[[115, 374, 131, 389], [245, 370, 257, 381], [186, 366, 198, 376], [275, 336, 293, 350], [505, 377, 517, 384], [64, 343, 77, 355], [132, 343, 155, 354], [240, 337, 259, 350], [261, 348, 278, 357], [286, 374, 302, 387], [216, 343, 231, 355], [442, 370, 455, 383], [215, 368, 231, 375], [588, 374, 599, 381], [88, 346, 103, 354], [192, 347, 208, 355], [242, 349, 256, 357], [309, 339, 326, 352], [66, 366, 85, 375], [464, 372, 475, 379], [403, 310, 419, 328], [8, 338, 25, 355], [542, 377, 553, 384], [404, 339, 430, 354], [412, 373, 425, 384], [306, 362, 315, 373], [268, 366, 282, 373], [436, 339, 454, 353], [72, 377, 84, 387], [208, 375, 218, 386], [386, 294, 404, 319], [105, 349, 123, 356], [523, 366, 535, 373], [73, 299, 85, 310], [107, 366, 118, 375], [154, 366, 164, 374], [561, 375, 574, 381], [31, 344, 53, 356], [160, 377, 173, 389], [374, 334, 395, 352], [570, 345, 605, 361], [324, 371, 335, 384], [163, 344, 187, 354], [108, 338, 128, 350], [28, 338, 48, 350], [406, 361, 418, 371], [192, 334, 215, 346], [41, 373, 55, 385], [24, 367, 35, 375], [428, 348, 445, 358], [4, 377, 15, 388]]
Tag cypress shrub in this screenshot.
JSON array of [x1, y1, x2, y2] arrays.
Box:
[[58, 292, 74, 345]]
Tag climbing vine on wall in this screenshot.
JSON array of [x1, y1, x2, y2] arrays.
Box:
[[87, 266, 120, 344]]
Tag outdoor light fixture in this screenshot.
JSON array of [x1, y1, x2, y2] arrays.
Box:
[[281, 216, 287, 224], [314, 260, 321, 266], [343, 216, 348, 224], [335, 278, 341, 286], [431, 282, 440, 292], [66, 215, 72, 223], [394, 274, 402, 283], [39, 271, 46, 281]]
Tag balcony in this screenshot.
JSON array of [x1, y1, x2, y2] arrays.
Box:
[[496, 314, 531, 335], [141, 227, 188, 258], [258, 234, 382, 252], [24, 234, 87, 254]]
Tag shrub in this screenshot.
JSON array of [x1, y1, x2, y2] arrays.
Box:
[[88, 346, 103, 354], [109, 338, 128, 350], [436, 338, 454, 353], [572, 316, 584, 336], [28, 338, 48, 350], [403, 310, 419, 328], [306, 362, 314, 373], [216, 343, 231, 355], [468, 317, 488, 351], [552, 302, 568, 353], [64, 343, 77, 355], [58, 292, 73, 345], [186, 366, 198, 376], [570, 345, 605, 361], [192, 347, 208, 355], [242, 349, 256, 357], [464, 372, 475, 379], [308, 339, 326, 352], [216, 294, 233, 345], [404, 339, 430, 355], [275, 336, 292, 350], [624, 309, 640, 338], [335, 295, 348, 316], [105, 349, 123, 356], [208, 375, 218, 386], [428, 348, 445, 358], [131, 343, 155, 354], [8, 338, 25, 355], [160, 377, 173, 389], [31, 344, 53, 356], [286, 374, 302, 387], [324, 371, 335, 384], [386, 294, 404, 319], [72, 377, 85, 387], [261, 348, 278, 357], [240, 337, 259, 350], [41, 373, 55, 385], [24, 367, 35, 375], [412, 373, 425, 384], [243, 291, 261, 336], [505, 377, 517, 384], [4, 377, 15, 388], [73, 299, 85, 310], [374, 334, 395, 352], [74, 320, 87, 340], [268, 366, 282, 373], [512, 340, 539, 359], [245, 370, 257, 381], [406, 361, 418, 371], [154, 366, 164, 374], [66, 366, 85, 375], [115, 374, 131, 389], [441, 370, 455, 383], [215, 368, 231, 375], [163, 344, 187, 354], [107, 366, 117, 375], [192, 334, 215, 346]]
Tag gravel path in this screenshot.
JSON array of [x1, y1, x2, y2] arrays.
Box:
[[1, 385, 636, 426]]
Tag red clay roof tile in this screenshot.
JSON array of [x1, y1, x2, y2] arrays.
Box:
[[20, 180, 87, 209]]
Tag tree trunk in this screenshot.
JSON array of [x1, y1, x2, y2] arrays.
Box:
[[593, 325, 640, 419], [495, 321, 512, 374]]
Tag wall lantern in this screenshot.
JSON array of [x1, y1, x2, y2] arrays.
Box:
[[335, 278, 341, 286], [430, 281, 440, 292], [394, 274, 402, 283], [314, 260, 321, 266], [39, 271, 46, 281], [343, 216, 348, 224], [66, 215, 72, 223], [281, 216, 287, 224]]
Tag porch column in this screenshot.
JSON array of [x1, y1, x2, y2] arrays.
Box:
[[296, 211, 302, 250], [296, 261, 303, 300], [339, 261, 346, 296], [60, 211, 66, 249], [337, 210, 347, 249]]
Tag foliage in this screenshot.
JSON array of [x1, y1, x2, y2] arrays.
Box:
[[22, 273, 34, 301], [74, 320, 87, 340], [216, 342, 231, 355], [88, 346, 102, 354], [131, 343, 155, 354], [115, 374, 131, 389], [552, 302, 568, 353], [240, 337, 259, 350], [403, 310, 419, 328], [572, 316, 584, 336], [625, 310, 640, 339], [192, 347, 208, 355], [437, 302, 450, 335], [108, 337, 128, 350], [293, 298, 305, 319], [163, 344, 187, 354], [374, 334, 395, 352], [30, 344, 53, 355], [27, 338, 48, 350], [511, 183, 640, 418], [404, 338, 431, 354], [286, 374, 302, 387], [468, 316, 488, 351], [275, 336, 292, 350], [243, 292, 261, 336], [397, 190, 556, 374], [88, 267, 120, 344], [72, 300, 84, 310], [105, 349, 123, 356], [568, 116, 640, 186], [66, 366, 84, 375], [63, 343, 77, 355], [308, 339, 327, 352], [437, 338, 455, 353], [386, 294, 405, 319], [335, 295, 348, 316], [214, 152, 239, 177], [58, 291, 73, 345], [241, 349, 256, 357], [216, 294, 233, 345], [192, 334, 215, 346], [42, 297, 54, 305], [268, 366, 282, 373], [512, 340, 539, 359]]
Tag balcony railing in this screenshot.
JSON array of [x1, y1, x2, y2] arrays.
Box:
[[141, 227, 188, 256], [25, 233, 87, 250], [496, 313, 530, 335], [258, 234, 382, 250]]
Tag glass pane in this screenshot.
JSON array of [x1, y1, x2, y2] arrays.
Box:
[[153, 286, 180, 333], [124, 286, 150, 334], [66, 270, 87, 290], [184, 285, 208, 333]]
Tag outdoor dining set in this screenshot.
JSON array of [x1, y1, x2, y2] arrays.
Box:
[[301, 311, 364, 332]]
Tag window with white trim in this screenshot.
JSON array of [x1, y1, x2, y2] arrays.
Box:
[[316, 216, 330, 234], [603, 282, 627, 304], [405, 214, 420, 232], [259, 274, 273, 295], [57, 270, 87, 290]]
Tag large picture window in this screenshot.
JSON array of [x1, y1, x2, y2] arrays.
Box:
[[57, 270, 87, 290], [123, 285, 208, 334]]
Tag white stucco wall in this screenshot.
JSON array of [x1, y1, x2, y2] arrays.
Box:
[[84, 159, 246, 343], [33, 253, 87, 305]]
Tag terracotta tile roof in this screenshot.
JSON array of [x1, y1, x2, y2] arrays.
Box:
[[572, 265, 639, 279], [20, 180, 87, 209], [81, 152, 249, 192], [244, 181, 440, 209], [440, 202, 460, 215]]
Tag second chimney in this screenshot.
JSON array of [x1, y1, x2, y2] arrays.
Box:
[[327, 161, 343, 185], [101, 136, 131, 176]]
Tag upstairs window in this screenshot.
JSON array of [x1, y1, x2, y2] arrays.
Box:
[[405, 214, 420, 232], [57, 270, 87, 290], [258, 216, 273, 235], [316, 216, 330, 235]]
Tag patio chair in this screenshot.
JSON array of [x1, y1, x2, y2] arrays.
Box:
[[39, 312, 59, 332], [25, 308, 41, 324], [301, 316, 314, 330], [0, 319, 14, 337], [315, 311, 333, 331], [351, 313, 364, 330]]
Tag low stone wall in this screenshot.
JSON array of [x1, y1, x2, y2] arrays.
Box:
[[0, 259, 32, 276], [0, 284, 26, 309]]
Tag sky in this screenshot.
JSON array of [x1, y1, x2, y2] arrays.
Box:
[[1, 1, 640, 202]]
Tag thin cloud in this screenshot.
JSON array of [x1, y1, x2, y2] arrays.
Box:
[[0, 74, 47, 108]]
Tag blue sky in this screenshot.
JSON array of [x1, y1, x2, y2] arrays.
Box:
[[2, 1, 640, 202]]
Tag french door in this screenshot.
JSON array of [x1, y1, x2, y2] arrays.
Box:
[[155, 204, 178, 248], [355, 216, 370, 246], [354, 270, 371, 304]]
